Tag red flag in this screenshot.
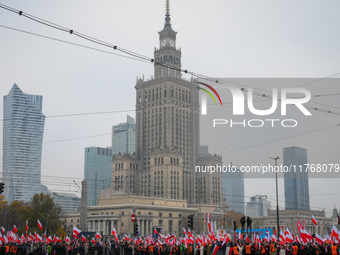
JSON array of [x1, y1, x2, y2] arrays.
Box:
[[95, 232, 102, 239], [245, 234, 250, 243], [91, 237, 96, 244], [13, 225, 17, 233], [26, 220, 29, 231], [212, 246, 220, 255], [73, 226, 81, 238], [37, 220, 43, 231], [315, 233, 325, 244], [312, 215, 318, 226], [81, 235, 87, 242], [208, 213, 211, 232], [154, 228, 158, 235]]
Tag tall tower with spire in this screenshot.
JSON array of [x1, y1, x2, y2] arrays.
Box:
[[132, 0, 200, 204], [154, 0, 182, 78], [111, 0, 223, 207]]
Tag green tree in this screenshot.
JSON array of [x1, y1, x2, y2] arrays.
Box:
[[22, 193, 64, 235]]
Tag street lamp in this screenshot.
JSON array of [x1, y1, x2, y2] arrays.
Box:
[[269, 156, 280, 241]]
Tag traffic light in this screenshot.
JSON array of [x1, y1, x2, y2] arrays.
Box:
[[188, 214, 194, 230], [233, 220, 237, 231], [134, 223, 139, 235], [0, 182, 4, 194], [46, 228, 50, 236]]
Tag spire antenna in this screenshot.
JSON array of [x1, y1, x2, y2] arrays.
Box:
[[166, 0, 170, 17]]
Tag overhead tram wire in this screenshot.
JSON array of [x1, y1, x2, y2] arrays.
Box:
[[1, 171, 335, 212], [1, 4, 340, 115]]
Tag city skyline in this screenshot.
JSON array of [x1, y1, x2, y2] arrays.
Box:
[[0, 1, 339, 215]]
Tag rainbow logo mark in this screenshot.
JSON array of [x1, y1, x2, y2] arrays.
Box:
[[197, 82, 222, 115]]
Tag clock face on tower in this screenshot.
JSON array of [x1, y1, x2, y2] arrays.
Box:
[[170, 40, 174, 46], [161, 40, 166, 46]]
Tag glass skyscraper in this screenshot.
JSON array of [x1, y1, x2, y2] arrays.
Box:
[[2, 84, 45, 203], [222, 165, 245, 214], [84, 147, 112, 206], [283, 146, 310, 210], [111, 115, 135, 155]]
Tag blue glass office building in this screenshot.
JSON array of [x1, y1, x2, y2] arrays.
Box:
[[84, 147, 112, 206], [283, 146, 310, 210], [2, 84, 45, 203], [112, 115, 135, 155]]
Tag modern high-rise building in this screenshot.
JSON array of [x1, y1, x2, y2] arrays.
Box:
[[84, 147, 112, 206], [246, 195, 271, 217], [200, 145, 209, 156], [112, 115, 136, 155], [222, 167, 245, 214], [283, 146, 310, 210], [2, 84, 45, 203], [52, 192, 81, 214]]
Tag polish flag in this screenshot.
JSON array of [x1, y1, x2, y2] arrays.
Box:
[[1, 227, 4, 234], [26, 220, 29, 231], [314, 233, 325, 244], [331, 225, 339, 240], [112, 227, 118, 242], [37, 220, 43, 231], [29, 233, 33, 241], [264, 235, 269, 243], [299, 228, 310, 242], [238, 232, 243, 240], [73, 226, 81, 236], [95, 232, 102, 239], [312, 215, 318, 226], [154, 228, 159, 235], [212, 245, 220, 255], [245, 234, 250, 243], [91, 237, 96, 244], [81, 235, 87, 242], [13, 225, 17, 233], [271, 234, 276, 242], [73, 233, 79, 239], [208, 213, 211, 232], [46, 236, 52, 243], [65, 236, 71, 242], [188, 229, 193, 239], [183, 228, 187, 236], [285, 228, 293, 243]]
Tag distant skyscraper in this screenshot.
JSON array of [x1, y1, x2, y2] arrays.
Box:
[[52, 192, 81, 214], [84, 147, 112, 206], [283, 146, 310, 210], [223, 167, 245, 214], [200, 145, 209, 156], [246, 195, 271, 217], [112, 115, 135, 155], [2, 84, 45, 203]]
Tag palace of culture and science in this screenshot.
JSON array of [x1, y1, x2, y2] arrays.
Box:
[[64, 1, 226, 238]]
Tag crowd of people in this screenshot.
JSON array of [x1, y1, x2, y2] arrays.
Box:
[[0, 239, 339, 255]]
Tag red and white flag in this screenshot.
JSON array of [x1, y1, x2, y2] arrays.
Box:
[[183, 228, 187, 236], [73, 226, 81, 236], [331, 225, 339, 240], [312, 215, 318, 226], [46, 236, 52, 243], [238, 232, 243, 240], [91, 237, 96, 244], [111, 227, 118, 242], [245, 234, 250, 243], [81, 235, 87, 242], [1, 227, 4, 234], [95, 232, 102, 239], [314, 233, 325, 244], [207, 213, 211, 232], [65, 236, 71, 242], [222, 234, 230, 246], [13, 225, 17, 233], [212, 245, 220, 255], [37, 220, 43, 231], [154, 228, 159, 235], [26, 220, 29, 231]]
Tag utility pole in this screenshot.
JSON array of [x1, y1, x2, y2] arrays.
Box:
[[269, 156, 280, 241]]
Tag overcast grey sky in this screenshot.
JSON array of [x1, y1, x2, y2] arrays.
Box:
[[0, 0, 339, 216]]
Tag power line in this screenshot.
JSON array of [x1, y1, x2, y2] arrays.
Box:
[[1, 5, 340, 116], [218, 124, 340, 155]]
